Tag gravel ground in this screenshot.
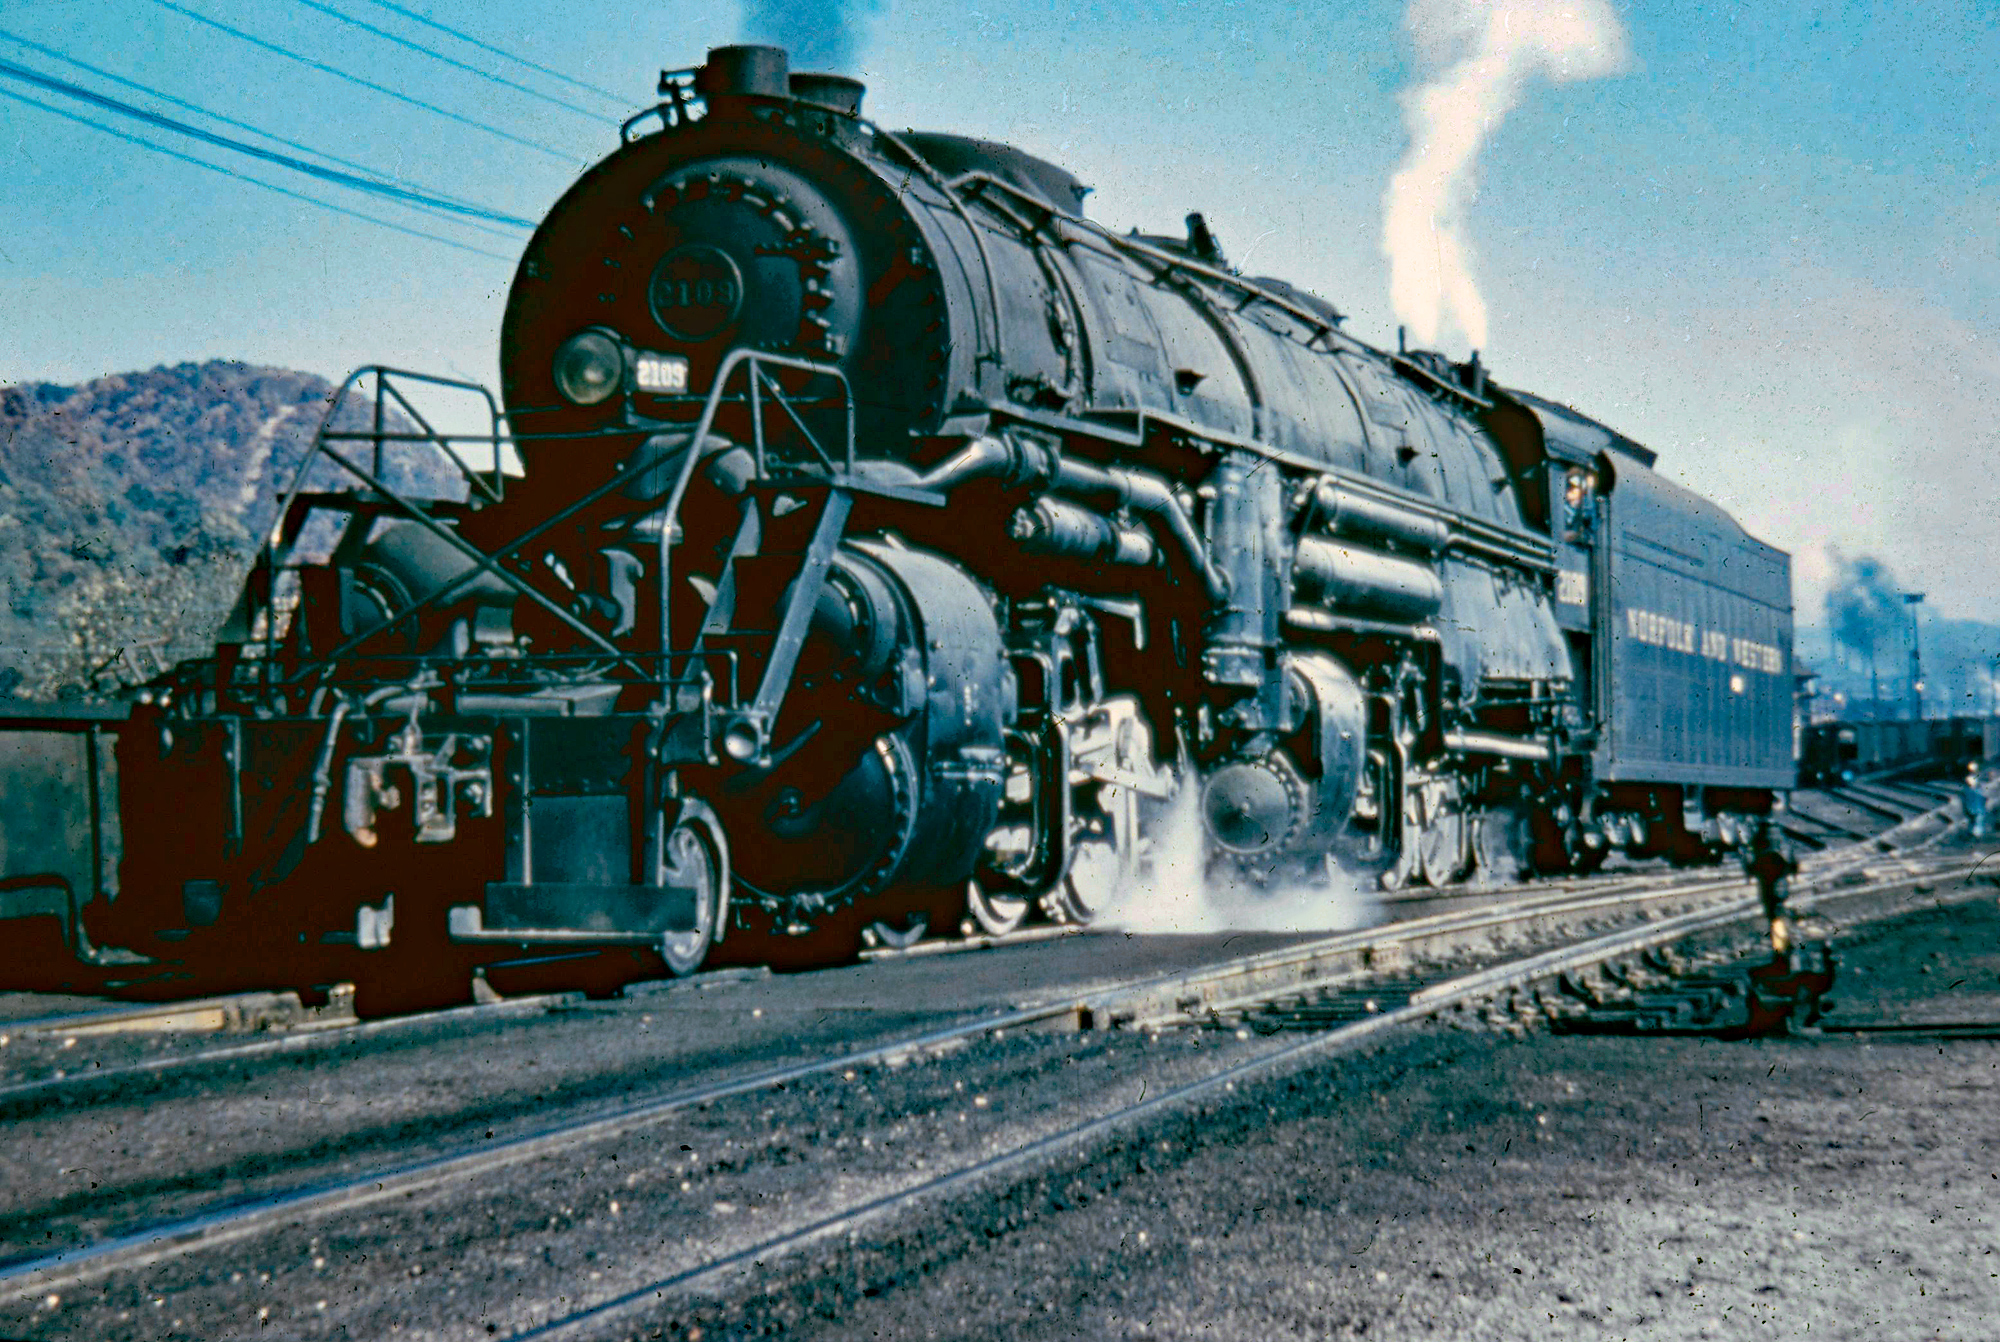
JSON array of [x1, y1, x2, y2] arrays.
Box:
[[10, 1023, 1310, 1339], [0, 986, 949, 1264], [0, 926, 1344, 1268], [6, 861, 1995, 1340], [554, 886, 2000, 1342]]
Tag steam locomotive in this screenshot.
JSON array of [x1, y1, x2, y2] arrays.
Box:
[[2, 46, 1794, 1006]]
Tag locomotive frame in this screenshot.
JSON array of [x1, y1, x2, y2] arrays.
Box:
[[0, 46, 1795, 1005]]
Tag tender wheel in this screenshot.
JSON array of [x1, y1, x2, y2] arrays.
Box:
[[656, 803, 728, 978]]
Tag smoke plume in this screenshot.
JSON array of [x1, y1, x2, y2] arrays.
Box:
[[741, 0, 881, 73], [1382, 0, 1630, 352], [1825, 552, 1909, 661]]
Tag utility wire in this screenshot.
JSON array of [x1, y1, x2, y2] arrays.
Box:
[[358, 0, 627, 107], [0, 28, 520, 240], [293, 0, 611, 123], [0, 87, 515, 261], [0, 56, 536, 228], [145, 0, 575, 162]]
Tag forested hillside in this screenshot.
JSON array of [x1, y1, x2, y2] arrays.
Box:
[[0, 362, 457, 698]]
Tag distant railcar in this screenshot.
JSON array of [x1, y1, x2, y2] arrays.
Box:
[[1799, 715, 1994, 786]]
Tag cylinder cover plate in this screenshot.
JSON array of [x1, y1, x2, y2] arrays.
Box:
[[1202, 755, 1306, 855]]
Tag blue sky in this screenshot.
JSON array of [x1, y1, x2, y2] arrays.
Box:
[[1, 0, 1995, 623]]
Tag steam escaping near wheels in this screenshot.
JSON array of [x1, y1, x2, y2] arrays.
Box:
[[1100, 777, 1383, 936]]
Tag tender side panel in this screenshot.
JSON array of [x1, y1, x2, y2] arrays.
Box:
[[1600, 463, 1793, 787]]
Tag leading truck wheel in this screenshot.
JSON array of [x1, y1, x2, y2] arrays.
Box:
[[656, 802, 729, 978]]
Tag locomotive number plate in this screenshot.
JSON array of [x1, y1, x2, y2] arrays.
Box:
[[633, 353, 690, 394]]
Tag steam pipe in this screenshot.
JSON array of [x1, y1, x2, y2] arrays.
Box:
[[912, 437, 1228, 602], [909, 435, 1020, 492], [1045, 458, 1228, 602], [1441, 729, 1552, 762], [1010, 497, 1157, 567], [304, 698, 353, 845], [1292, 537, 1442, 622], [1310, 480, 1450, 554]]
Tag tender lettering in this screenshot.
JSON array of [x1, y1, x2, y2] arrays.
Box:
[[1622, 606, 1782, 675]]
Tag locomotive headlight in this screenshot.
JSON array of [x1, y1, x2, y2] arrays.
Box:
[[552, 329, 625, 406]]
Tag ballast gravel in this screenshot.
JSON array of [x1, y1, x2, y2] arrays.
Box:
[[595, 892, 2000, 1342], [7, 874, 1998, 1340]]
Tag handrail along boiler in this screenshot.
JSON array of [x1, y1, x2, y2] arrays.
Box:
[[55, 46, 1794, 998]]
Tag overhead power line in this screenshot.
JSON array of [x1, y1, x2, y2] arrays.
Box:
[[0, 86, 515, 261], [0, 56, 536, 228], [145, 0, 575, 162], [293, 0, 611, 124], [358, 0, 627, 107], [0, 28, 521, 240]]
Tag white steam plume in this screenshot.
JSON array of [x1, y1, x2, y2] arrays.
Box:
[[1382, 0, 1631, 352], [1103, 783, 1381, 936]]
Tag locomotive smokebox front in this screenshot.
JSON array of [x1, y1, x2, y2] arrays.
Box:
[[499, 46, 959, 476]]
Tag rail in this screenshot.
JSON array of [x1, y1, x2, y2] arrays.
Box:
[[0, 783, 1973, 1313]]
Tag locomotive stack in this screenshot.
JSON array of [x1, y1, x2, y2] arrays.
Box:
[[1, 46, 1797, 1004]]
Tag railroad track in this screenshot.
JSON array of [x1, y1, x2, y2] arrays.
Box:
[[1, 800, 1982, 1330], [0, 848, 1846, 1113], [0, 987, 581, 1112], [0, 784, 1963, 1138], [504, 850, 1996, 1342], [9, 795, 1937, 1111]]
